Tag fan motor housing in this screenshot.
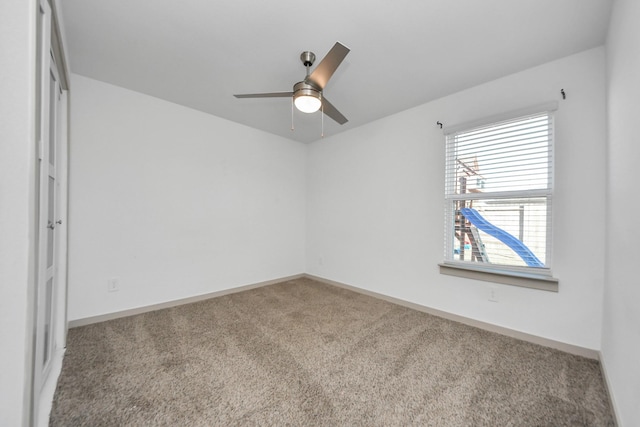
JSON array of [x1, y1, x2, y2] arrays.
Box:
[[293, 81, 321, 98]]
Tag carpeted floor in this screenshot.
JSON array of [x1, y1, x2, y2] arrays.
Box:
[[50, 277, 615, 426]]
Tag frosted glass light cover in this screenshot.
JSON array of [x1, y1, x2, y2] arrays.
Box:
[[294, 95, 321, 113]]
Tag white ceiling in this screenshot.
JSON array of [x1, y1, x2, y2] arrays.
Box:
[[58, 0, 612, 143]]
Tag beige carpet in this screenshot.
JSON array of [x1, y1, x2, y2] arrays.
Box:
[[50, 277, 614, 426]]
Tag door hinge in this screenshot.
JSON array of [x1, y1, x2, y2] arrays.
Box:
[[38, 138, 44, 161]]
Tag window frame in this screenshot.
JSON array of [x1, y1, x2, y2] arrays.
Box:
[[440, 103, 559, 291]]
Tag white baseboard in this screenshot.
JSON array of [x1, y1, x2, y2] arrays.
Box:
[[68, 274, 305, 328], [598, 350, 621, 426], [304, 274, 600, 360]]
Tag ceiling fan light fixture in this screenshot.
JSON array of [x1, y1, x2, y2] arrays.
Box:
[[293, 82, 321, 113], [294, 94, 321, 113]]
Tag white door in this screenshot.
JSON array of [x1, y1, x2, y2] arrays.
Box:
[[33, 0, 68, 421]]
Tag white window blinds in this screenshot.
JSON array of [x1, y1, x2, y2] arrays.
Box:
[[444, 110, 554, 273]]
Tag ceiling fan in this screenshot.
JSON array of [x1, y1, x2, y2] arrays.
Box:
[[234, 42, 350, 125]]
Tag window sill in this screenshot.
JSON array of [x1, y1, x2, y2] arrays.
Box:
[[438, 263, 558, 292]]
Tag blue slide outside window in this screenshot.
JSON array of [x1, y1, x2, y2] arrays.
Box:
[[460, 208, 544, 268]]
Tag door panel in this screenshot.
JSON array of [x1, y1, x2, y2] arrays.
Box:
[[34, 0, 53, 393], [36, 64, 58, 378]]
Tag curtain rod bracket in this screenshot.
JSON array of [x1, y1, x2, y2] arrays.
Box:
[[561, 89, 566, 100], [437, 121, 443, 129]]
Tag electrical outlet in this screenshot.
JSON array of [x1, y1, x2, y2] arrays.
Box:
[[319, 256, 324, 266], [488, 286, 499, 302], [107, 277, 120, 292]]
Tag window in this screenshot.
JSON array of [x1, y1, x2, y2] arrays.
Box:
[[443, 106, 555, 281]]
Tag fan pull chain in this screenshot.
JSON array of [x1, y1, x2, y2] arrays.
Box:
[[291, 98, 295, 131]]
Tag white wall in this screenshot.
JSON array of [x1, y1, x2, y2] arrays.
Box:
[[307, 47, 607, 350], [0, 1, 36, 425], [603, 0, 640, 424], [68, 74, 306, 321]]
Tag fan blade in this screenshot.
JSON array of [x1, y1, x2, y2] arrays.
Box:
[[321, 97, 348, 125], [234, 92, 293, 98], [307, 42, 350, 90]]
